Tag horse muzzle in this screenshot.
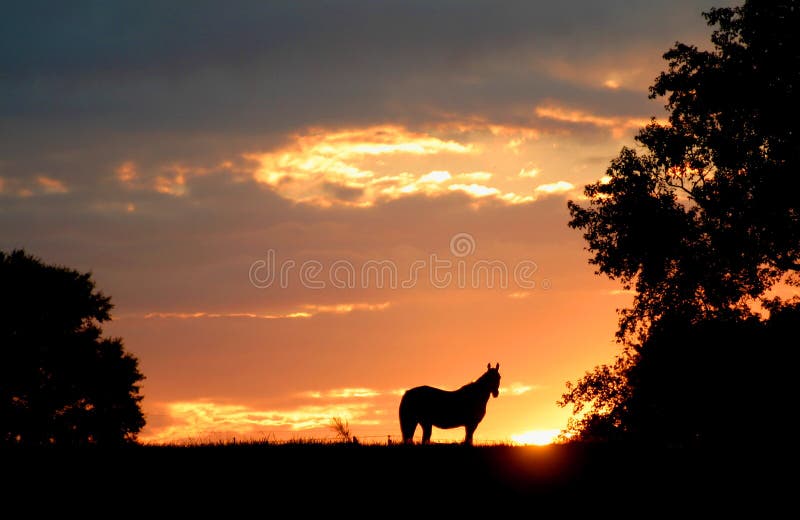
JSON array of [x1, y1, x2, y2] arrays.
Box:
[[492, 389, 499, 398]]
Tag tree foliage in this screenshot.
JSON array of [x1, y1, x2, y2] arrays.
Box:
[[0, 250, 145, 445], [562, 1, 799, 443]]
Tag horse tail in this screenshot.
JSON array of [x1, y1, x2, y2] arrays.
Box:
[[398, 390, 417, 443]]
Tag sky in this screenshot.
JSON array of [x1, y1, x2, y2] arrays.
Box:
[[0, 0, 729, 444]]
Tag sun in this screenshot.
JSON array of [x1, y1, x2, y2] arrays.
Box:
[[511, 429, 561, 446]]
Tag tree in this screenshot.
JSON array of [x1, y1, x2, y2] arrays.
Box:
[[0, 250, 145, 445], [561, 1, 799, 443]]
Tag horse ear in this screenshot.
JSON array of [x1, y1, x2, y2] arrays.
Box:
[[495, 363, 500, 370], [487, 363, 491, 370]]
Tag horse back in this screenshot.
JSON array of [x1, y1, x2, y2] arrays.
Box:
[[400, 385, 485, 428]]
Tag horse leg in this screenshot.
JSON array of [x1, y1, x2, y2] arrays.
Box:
[[421, 423, 432, 444], [400, 417, 417, 444], [464, 423, 477, 445]]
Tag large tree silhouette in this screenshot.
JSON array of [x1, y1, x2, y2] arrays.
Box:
[[0, 250, 145, 445], [561, 1, 799, 443]]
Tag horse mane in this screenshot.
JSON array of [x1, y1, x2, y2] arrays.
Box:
[[459, 371, 493, 392]]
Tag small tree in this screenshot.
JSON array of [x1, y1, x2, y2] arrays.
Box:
[[328, 416, 353, 443], [0, 250, 145, 445], [562, 1, 799, 442]]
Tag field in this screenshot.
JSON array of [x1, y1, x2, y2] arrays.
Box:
[[4, 441, 772, 512]]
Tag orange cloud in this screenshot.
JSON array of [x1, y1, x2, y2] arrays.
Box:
[[244, 125, 472, 205], [116, 161, 138, 184], [142, 302, 392, 321], [141, 400, 378, 444], [507, 291, 531, 299], [434, 117, 542, 141], [448, 183, 500, 198], [535, 104, 655, 138], [153, 165, 190, 196], [303, 388, 382, 399], [418, 170, 452, 183], [239, 123, 559, 207], [457, 171, 493, 182], [36, 176, 68, 194], [518, 165, 540, 178], [115, 161, 208, 196], [534, 180, 575, 195], [500, 382, 538, 396]]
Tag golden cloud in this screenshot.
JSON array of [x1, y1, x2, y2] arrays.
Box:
[[244, 125, 472, 205], [518, 165, 540, 178], [142, 302, 391, 321], [448, 183, 500, 198], [141, 401, 378, 444], [500, 382, 538, 396], [457, 171, 493, 182], [535, 104, 655, 139], [241, 124, 552, 207], [534, 180, 575, 195], [306, 388, 382, 399]]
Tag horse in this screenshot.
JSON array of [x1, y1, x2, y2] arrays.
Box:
[[399, 363, 501, 445]]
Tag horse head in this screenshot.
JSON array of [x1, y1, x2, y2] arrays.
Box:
[[484, 362, 501, 398]]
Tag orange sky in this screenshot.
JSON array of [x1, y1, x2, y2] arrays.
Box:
[[0, 1, 727, 444], [101, 120, 638, 444]]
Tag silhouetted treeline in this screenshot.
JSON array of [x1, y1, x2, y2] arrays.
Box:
[[563, 0, 799, 443], [0, 250, 144, 445]]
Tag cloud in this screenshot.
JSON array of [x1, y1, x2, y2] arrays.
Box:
[[457, 171, 493, 182], [302, 388, 382, 399], [141, 302, 392, 320], [36, 176, 68, 194], [0, 1, 713, 188], [535, 104, 657, 139], [500, 382, 538, 396], [534, 180, 575, 195], [518, 166, 540, 178], [116, 161, 138, 184], [233, 122, 589, 207], [507, 291, 531, 299], [448, 183, 500, 198], [243, 125, 472, 205], [418, 170, 452, 183], [609, 289, 636, 295], [141, 400, 379, 444], [0, 175, 69, 197]]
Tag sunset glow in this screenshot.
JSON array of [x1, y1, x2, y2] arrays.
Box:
[[0, 1, 727, 446], [511, 429, 562, 446]]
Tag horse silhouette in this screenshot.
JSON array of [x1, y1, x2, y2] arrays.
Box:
[[399, 363, 500, 445]]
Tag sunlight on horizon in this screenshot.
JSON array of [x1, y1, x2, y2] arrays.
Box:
[[511, 429, 562, 446]]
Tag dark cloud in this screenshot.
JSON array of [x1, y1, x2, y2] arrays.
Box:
[[322, 181, 365, 203], [1, 1, 720, 141]]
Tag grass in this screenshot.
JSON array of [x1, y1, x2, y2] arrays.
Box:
[[3, 438, 771, 512]]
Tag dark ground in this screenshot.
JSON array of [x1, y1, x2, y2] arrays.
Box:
[[2, 443, 782, 514]]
